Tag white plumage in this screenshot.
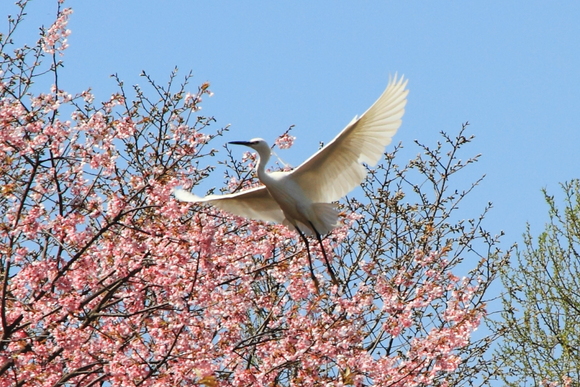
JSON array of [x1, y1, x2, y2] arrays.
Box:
[[175, 75, 408, 287], [175, 75, 408, 234]]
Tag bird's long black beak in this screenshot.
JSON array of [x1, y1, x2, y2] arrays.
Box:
[[228, 141, 252, 146]]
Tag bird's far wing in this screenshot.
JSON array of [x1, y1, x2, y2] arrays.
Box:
[[289, 75, 408, 203], [174, 186, 286, 224]]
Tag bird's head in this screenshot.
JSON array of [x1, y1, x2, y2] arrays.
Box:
[[229, 138, 271, 158]]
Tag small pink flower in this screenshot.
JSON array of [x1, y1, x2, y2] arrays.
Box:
[[275, 132, 296, 149]]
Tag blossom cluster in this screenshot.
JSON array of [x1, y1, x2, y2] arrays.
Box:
[[41, 8, 73, 55], [274, 131, 296, 150]]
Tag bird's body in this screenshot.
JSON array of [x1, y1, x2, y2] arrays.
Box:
[[253, 141, 340, 236], [175, 75, 409, 287]]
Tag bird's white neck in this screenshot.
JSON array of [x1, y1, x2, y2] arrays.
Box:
[[256, 147, 271, 182]]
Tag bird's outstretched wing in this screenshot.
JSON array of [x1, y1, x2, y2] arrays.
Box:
[[289, 75, 408, 203], [174, 186, 286, 224]]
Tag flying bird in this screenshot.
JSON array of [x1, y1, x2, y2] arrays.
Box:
[[175, 75, 408, 289]]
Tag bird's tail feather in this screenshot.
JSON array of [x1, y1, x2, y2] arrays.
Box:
[[311, 203, 340, 235]]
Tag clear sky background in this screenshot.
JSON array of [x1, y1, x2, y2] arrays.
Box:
[[8, 1, 580, 257]]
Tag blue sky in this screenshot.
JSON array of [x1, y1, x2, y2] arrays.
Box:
[[10, 1, 580, 251]]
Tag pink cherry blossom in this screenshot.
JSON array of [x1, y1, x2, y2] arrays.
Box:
[[275, 131, 296, 150], [41, 8, 73, 55]]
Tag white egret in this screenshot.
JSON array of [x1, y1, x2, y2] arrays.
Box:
[[175, 75, 408, 288]]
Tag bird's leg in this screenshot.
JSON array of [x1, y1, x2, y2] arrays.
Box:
[[309, 221, 339, 287], [295, 227, 320, 292]]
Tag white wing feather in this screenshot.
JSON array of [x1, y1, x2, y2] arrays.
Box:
[[174, 186, 285, 224], [289, 75, 408, 203]]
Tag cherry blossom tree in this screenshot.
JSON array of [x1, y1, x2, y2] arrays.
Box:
[[0, 2, 506, 386]]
